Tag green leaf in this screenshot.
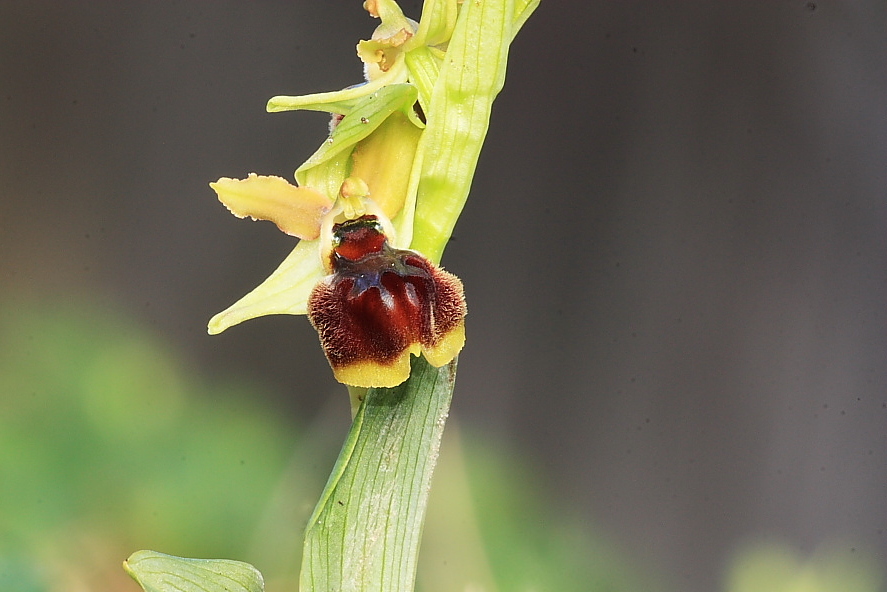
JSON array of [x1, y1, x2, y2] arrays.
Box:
[[123, 550, 264, 592], [404, 45, 443, 114], [410, 0, 538, 263], [513, 0, 541, 37], [410, 0, 458, 48], [299, 355, 457, 592]]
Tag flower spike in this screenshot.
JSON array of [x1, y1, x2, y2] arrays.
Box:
[[209, 0, 539, 387]]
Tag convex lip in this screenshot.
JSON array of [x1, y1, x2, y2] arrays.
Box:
[[309, 213, 466, 388]]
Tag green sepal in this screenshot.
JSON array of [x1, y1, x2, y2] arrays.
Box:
[[266, 58, 408, 115], [207, 237, 323, 332], [266, 90, 364, 116], [295, 83, 422, 188]]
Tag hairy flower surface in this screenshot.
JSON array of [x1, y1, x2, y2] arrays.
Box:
[[309, 215, 465, 387]]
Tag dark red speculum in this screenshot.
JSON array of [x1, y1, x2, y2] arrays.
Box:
[[308, 215, 466, 387]]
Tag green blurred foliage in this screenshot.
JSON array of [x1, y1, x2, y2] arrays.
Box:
[[469, 445, 647, 591], [0, 300, 309, 590], [727, 542, 883, 592], [1, 299, 881, 592], [419, 432, 654, 592]]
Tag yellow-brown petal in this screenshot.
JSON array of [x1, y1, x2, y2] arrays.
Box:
[[210, 173, 334, 239]]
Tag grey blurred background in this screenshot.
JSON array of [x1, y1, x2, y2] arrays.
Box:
[[2, 1, 885, 590]]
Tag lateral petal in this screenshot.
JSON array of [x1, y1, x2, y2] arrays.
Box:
[[210, 174, 333, 239]]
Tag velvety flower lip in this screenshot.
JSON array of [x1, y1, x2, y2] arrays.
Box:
[[308, 214, 466, 388]]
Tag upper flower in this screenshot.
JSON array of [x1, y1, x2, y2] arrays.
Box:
[[208, 0, 539, 386]]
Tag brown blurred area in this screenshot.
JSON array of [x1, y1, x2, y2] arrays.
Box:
[[2, 2, 885, 590]]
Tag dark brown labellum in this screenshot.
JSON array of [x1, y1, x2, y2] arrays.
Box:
[[308, 215, 466, 387]]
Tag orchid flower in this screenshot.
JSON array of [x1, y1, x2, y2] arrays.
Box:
[[208, 0, 537, 387]]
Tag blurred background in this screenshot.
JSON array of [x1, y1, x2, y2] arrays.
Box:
[[1, 1, 886, 591]]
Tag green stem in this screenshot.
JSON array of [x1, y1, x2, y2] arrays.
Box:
[[300, 355, 457, 591]]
